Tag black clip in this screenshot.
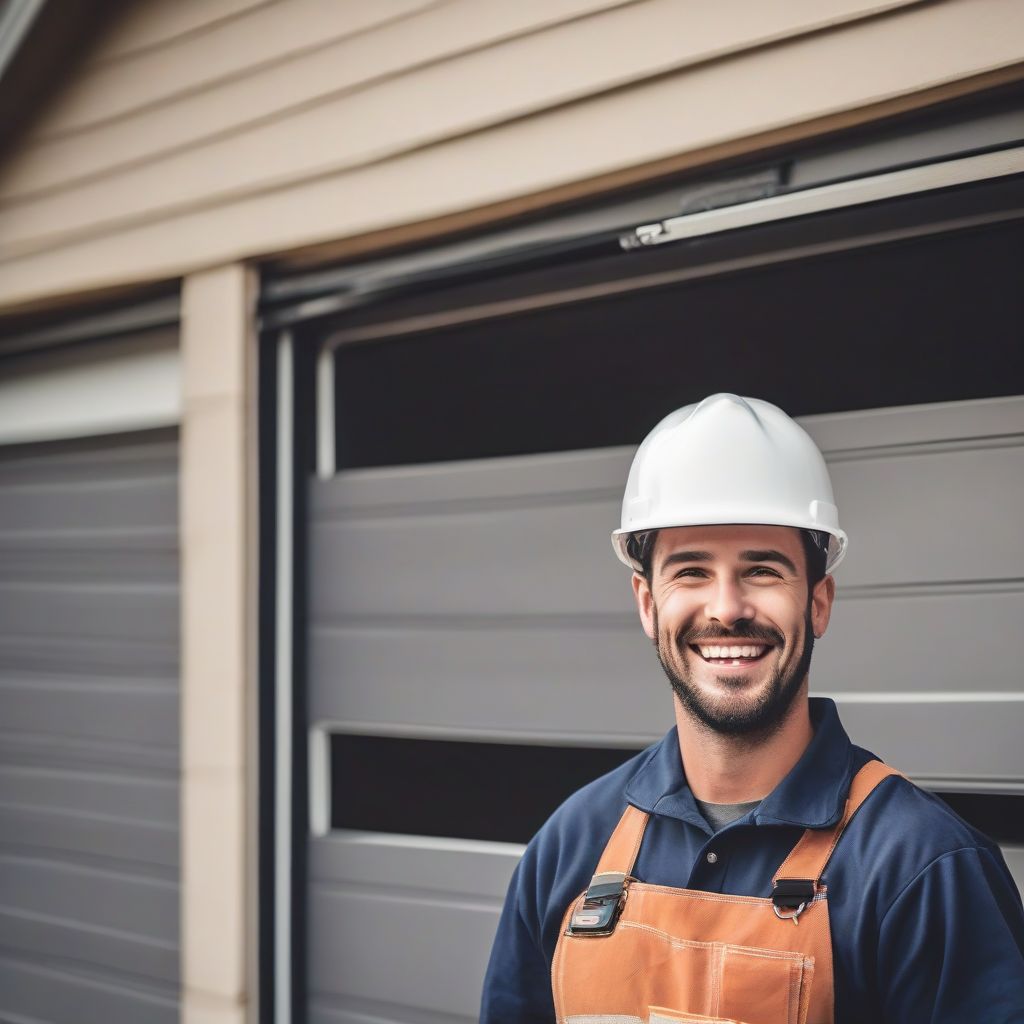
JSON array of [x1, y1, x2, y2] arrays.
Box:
[[566, 871, 627, 936], [771, 878, 815, 924]]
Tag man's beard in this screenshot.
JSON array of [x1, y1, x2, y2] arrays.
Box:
[[652, 606, 815, 741]]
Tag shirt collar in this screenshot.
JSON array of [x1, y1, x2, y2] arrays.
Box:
[[624, 698, 856, 831]]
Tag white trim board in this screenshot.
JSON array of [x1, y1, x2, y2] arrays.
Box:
[[0, 340, 181, 445]]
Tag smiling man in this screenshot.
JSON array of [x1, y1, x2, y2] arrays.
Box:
[[480, 394, 1024, 1023]]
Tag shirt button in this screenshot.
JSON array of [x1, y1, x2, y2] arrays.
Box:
[[706, 851, 718, 864]]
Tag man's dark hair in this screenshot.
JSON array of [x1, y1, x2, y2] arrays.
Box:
[[626, 527, 829, 589]]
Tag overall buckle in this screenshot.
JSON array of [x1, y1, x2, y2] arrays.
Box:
[[771, 878, 815, 924], [567, 871, 627, 936]]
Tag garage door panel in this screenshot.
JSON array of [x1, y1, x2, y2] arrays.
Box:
[[829, 442, 1024, 586], [0, 765, 176, 823], [0, 476, 178, 530], [0, 857, 177, 940], [0, 634, 178, 676], [308, 887, 503, 1018], [815, 588, 1024, 694], [833, 699, 1024, 785], [311, 831, 522, 901], [307, 396, 1024, 1018], [310, 585, 1022, 742], [0, 429, 180, 1021], [0, 805, 177, 869], [0, 908, 178, 985], [0, 956, 177, 1024], [1003, 846, 1024, 894], [0, 583, 179, 643], [310, 433, 1023, 627], [308, 996, 476, 1024], [309, 622, 665, 740], [309, 446, 630, 515], [309, 499, 630, 619], [0, 529, 178, 583], [0, 680, 177, 747]]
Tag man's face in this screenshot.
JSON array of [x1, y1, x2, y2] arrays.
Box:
[[632, 525, 835, 740]]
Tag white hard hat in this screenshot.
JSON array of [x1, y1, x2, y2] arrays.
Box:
[[612, 393, 847, 573]]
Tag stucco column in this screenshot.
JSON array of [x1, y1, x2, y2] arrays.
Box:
[[179, 265, 257, 1024]]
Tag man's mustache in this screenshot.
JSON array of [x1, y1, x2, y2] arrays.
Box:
[[677, 625, 785, 647]]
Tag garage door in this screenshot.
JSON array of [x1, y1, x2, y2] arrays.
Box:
[[268, 141, 1024, 1023], [0, 312, 182, 1023]]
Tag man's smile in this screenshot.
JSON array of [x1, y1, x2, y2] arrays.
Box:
[[689, 643, 774, 667]]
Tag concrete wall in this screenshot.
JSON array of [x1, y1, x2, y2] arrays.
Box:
[[2, 0, 1023, 312]]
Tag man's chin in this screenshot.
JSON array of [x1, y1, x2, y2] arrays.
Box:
[[667, 664, 801, 737]]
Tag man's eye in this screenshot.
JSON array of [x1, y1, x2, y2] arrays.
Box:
[[748, 566, 782, 578], [674, 568, 707, 579]]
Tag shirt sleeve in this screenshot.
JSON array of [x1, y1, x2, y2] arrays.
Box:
[[480, 859, 557, 1024], [877, 844, 1024, 1023]]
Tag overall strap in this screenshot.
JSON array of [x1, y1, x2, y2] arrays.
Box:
[[565, 804, 649, 936], [595, 803, 650, 877], [773, 759, 902, 895]]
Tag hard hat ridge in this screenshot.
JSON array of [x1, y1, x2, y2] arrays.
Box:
[[612, 393, 847, 573]]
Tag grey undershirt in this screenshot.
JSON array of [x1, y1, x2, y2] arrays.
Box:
[[694, 798, 761, 833]]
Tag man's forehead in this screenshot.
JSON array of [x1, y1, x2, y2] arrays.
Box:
[[653, 524, 804, 562]]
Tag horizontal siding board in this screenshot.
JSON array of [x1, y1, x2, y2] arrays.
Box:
[[91, 0, 273, 65], [0, 955, 177, 1024], [2, 0, 634, 203], [0, 0, 929, 253], [0, 0, 916, 208], [29, 0, 439, 140], [0, 856, 178, 939], [5, 11, 1024, 310], [0, 908, 177, 986]]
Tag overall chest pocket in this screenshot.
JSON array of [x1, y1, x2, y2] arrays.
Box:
[[601, 921, 814, 1024]]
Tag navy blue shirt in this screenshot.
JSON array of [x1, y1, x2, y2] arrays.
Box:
[[481, 699, 1024, 1022]]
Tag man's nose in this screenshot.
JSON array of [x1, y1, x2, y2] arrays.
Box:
[[704, 577, 755, 627]]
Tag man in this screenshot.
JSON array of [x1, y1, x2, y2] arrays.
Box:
[[480, 394, 1024, 1023]]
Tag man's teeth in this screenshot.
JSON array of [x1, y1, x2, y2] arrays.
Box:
[[698, 644, 767, 659]]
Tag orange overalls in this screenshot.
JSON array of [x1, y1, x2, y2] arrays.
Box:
[[551, 760, 900, 1024]]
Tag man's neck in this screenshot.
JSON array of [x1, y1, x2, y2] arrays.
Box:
[[674, 691, 814, 805]]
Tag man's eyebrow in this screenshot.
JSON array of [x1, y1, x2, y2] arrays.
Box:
[[740, 549, 798, 574], [659, 550, 713, 572]]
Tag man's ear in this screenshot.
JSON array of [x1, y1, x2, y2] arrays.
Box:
[[810, 574, 836, 639], [632, 572, 656, 641]]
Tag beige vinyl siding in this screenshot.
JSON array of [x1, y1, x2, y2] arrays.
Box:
[[1, 0, 1023, 311]]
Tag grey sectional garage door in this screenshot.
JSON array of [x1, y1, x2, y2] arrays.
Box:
[[304, 396, 1024, 1023], [0, 430, 180, 1024]]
